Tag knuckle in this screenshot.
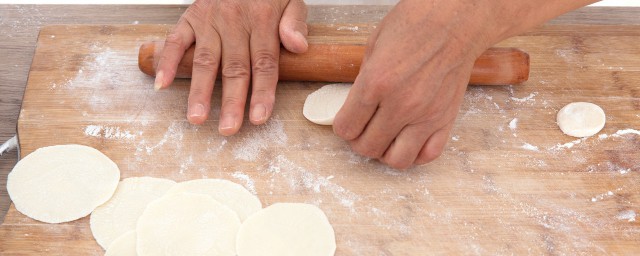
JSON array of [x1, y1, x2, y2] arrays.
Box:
[[397, 97, 423, 112], [333, 122, 358, 141], [252, 51, 279, 76], [192, 51, 219, 71], [352, 141, 384, 159], [188, 88, 209, 104], [385, 157, 412, 170], [358, 74, 393, 105], [218, 0, 243, 18], [369, 73, 395, 93], [189, 84, 209, 97], [332, 122, 348, 138], [417, 147, 443, 164], [222, 58, 250, 79], [250, 2, 279, 24], [251, 87, 275, 101], [423, 108, 448, 124], [164, 33, 186, 50], [222, 96, 244, 108]]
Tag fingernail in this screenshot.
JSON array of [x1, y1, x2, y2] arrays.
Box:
[[251, 104, 267, 123], [154, 71, 164, 91], [219, 114, 236, 131], [188, 103, 205, 118], [296, 31, 308, 48]]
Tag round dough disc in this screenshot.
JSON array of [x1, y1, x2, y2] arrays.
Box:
[[165, 179, 261, 221], [90, 177, 176, 249], [7, 144, 120, 223], [303, 83, 352, 125], [105, 230, 137, 256], [136, 193, 241, 256], [557, 102, 606, 137], [236, 203, 336, 256]]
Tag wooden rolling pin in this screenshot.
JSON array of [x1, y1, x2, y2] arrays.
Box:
[[139, 41, 529, 85]]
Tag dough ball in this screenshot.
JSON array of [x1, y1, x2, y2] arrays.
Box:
[[105, 230, 137, 256], [303, 83, 352, 125], [236, 203, 336, 256], [557, 102, 606, 137], [90, 177, 176, 249], [7, 144, 120, 224], [136, 193, 240, 256], [165, 179, 261, 221]]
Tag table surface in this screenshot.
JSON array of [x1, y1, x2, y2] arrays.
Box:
[[1, 4, 639, 222]]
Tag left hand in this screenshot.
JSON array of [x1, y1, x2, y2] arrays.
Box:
[[154, 0, 308, 135]]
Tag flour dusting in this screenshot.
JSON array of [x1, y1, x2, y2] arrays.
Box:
[[510, 92, 538, 103], [613, 129, 640, 136], [142, 121, 186, 155], [232, 171, 257, 195], [509, 118, 518, 130], [521, 143, 539, 151], [549, 138, 585, 151], [264, 155, 360, 211], [616, 210, 636, 222], [336, 25, 359, 32], [232, 119, 287, 161], [84, 124, 138, 140]]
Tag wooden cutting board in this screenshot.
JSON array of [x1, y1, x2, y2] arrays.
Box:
[[1, 21, 639, 254]]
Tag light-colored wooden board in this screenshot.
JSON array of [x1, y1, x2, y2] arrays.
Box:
[[1, 22, 639, 255]]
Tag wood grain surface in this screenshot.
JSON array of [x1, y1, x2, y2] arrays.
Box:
[[0, 5, 639, 255], [1, 3, 639, 225]]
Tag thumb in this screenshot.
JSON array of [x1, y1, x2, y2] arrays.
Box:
[[279, 0, 308, 54]]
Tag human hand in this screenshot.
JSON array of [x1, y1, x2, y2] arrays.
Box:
[[333, 0, 598, 169], [154, 0, 309, 135], [333, 0, 498, 169]]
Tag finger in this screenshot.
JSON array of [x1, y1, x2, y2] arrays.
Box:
[[155, 18, 195, 91], [332, 74, 379, 141], [360, 21, 382, 65], [381, 123, 432, 169], [279, 0, 308, 53], [187, 25, 221, 125], [249, 5, 281, 125], [332, 28, 383, 141], [347, 98, 413, 159], [415, 125, 452, 165], [218, 26, 251, 136]]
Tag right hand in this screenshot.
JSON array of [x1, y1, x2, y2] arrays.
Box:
[[154, 0, 309, 135]]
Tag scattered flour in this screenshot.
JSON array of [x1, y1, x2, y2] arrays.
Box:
[[591, 189, 620, 202], [509, 118, 518, 130], [509, 118, 518, 137], [232, 171, 257, 195], [616, 210, 636, 222], [264, 155, 360, 212], [84, 125, 138, 140], [521, 143, 539, 151], [613, 129, 640, 136], [549, 138, 585, 151], [336, 25, 359, 32], [143, 122, 185, 155], [510, 92, 538, 103], [178, 155, 194, 175], [232, 119, 287, 161], [598, 129, 640, 140], [56, 48, 132, 91]]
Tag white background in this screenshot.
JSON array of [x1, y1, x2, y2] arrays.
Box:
[[0, 0, 638, 6]]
